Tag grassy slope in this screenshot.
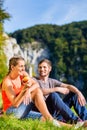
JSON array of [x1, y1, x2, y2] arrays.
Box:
[[0, 93, 87, 130], [0, 115, 86, 130]]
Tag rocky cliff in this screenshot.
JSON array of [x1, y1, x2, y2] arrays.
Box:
[[3, 33, 50, 76]]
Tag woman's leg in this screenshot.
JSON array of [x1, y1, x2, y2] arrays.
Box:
[[31, 88, 53, 121], [6, 102, 34, 118], [31, 88, 73, 128]]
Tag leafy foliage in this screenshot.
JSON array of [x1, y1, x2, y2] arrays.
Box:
[[0, 0, 10, 82], [0, 0, 10, 23], [9, 21, 87, 97], [0, 23, 8, 82]]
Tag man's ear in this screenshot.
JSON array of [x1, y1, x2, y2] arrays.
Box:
[[49, 66, 52, 72]]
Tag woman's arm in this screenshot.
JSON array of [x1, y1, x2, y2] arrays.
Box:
[[22, 77, 40, 105], [2, 79, 28, 107]]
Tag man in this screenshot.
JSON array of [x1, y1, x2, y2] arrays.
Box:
[[34, 59, 87, 123]]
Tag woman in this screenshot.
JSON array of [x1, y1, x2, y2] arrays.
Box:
[[1, 56, 84, 128]]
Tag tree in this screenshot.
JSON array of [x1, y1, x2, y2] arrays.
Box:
[[0, 0, 10, 81], [0, 0, 10, 23]]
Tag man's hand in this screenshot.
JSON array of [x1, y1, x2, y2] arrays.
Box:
[[77, 92, 86, 106]]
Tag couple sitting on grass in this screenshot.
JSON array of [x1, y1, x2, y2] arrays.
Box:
[[1, 56, 87, 129]]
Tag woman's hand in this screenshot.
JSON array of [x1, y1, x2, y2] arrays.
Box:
[[23, 89, 32, 105], [22, 76, 32, 88]]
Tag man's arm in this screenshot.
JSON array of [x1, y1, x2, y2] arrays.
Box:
[[41, 87, 69, 95], [60, 83, 86, 106]]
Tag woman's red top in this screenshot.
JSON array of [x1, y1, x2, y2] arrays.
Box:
[[2, 76, 24, 112]]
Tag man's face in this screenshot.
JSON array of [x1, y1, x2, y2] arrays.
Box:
[[38, 62, 51, 77]]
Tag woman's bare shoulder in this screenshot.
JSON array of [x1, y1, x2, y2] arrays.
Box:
[[2, 76, 12, 90]]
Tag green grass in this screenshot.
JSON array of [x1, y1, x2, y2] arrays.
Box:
[[0, 115, 86, 130], [0, 94, 87, 130]]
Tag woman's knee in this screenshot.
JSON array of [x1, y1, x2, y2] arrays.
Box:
[[31, 87, 43, 99], [35, 87, 42, 94]]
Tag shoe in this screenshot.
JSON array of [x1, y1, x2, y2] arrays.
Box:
[[0, 109, 3, 117], [83, 120, 87, 127], [52, 119, 61, 127], [74, 120, 87, 129], [74, 121, 84, 129]]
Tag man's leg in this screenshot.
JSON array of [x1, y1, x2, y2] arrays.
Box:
[[63, 92, 87, 120], [46, 92, 79, 123]]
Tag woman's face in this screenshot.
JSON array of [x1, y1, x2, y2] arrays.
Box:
[[12, 60, 25, 76]]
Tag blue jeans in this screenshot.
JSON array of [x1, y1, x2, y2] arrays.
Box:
[[46, 92, 79, 123], [63, 92, 87, 120], [6, 102, 42, 119]]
